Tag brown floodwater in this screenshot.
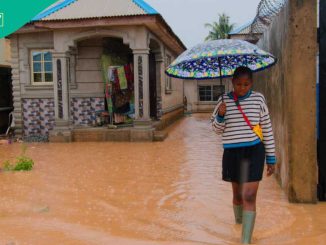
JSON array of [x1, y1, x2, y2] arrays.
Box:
[[0, 114, 325, 245]]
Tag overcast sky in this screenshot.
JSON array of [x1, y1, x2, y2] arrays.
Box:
[[145, 0, 261, 48]]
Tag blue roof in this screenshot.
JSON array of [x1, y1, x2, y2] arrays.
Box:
[[32, 0, 158, 21], [133, 0, 158, 14], [229, 20, 254, 35]]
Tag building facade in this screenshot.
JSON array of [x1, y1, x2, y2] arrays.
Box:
[[9, 0, 186, 141]]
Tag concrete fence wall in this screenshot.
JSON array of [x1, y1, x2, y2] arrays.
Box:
[[254, 0, 317, 203]]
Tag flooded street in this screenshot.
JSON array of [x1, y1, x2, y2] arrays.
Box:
[[0, 114, 325, 245]]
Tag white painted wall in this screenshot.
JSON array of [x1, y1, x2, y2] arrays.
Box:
[[17, 31, 54, 98]]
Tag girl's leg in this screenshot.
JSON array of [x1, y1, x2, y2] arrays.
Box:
[[241, 181, 259, 244], [232, 182, 243, 224], [232, 182, 243, 205], [242, 181, 259, 211]]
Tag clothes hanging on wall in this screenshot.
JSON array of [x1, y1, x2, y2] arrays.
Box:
[[101, 53, 134, 125]]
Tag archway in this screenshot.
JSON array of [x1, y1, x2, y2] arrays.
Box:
[[71, 36, 134, 126]]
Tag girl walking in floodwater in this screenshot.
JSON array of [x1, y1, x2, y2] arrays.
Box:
[[211, 66, 276, 244]]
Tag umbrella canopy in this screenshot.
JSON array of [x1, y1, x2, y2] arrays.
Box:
[[165, 39, 277, 79]]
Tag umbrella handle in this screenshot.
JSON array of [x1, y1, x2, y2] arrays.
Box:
[[219, 76, 224, 102], [218, 57, 224, 102]]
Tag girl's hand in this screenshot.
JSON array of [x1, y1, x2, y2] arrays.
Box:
[[218, 102, 226, 116], [266, 164, 275, 177]]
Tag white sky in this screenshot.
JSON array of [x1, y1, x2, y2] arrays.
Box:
[[145, 0, 261, 48]]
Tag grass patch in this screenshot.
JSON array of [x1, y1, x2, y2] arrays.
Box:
[[2, 144, 34, 171]]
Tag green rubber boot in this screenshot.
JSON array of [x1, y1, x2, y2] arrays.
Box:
[[233, 205, 243, 224], [241, 211, 256, 244]]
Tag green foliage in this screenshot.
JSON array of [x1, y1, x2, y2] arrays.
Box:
[[205, 13, 235, 41], [2, 144, 34, 171], [13, 156, 34, 171]]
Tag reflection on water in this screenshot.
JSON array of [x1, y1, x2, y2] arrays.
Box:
[[0, 114, 325, 245]]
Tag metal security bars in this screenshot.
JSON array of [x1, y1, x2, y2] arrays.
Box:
[[250, 0, 287, 34]]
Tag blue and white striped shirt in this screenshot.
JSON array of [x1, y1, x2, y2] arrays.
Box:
[[211, 90, 276, 164]]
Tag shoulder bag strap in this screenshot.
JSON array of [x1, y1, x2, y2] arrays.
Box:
[[233, 92, 253, 130]]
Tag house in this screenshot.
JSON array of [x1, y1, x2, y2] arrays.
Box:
[[0, 38, 12, 135], [184, 78, 232, 113], [228, 20, 263, 44], [8, 0, 186, 142]]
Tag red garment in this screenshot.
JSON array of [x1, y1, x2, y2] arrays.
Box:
[[124, 64, 134, 91], [113, 68, 121, 93], [111, 64, 133, 93]]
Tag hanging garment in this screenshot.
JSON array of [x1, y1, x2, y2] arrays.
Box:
[[108, 67, 116, 82], [117, 66, 128, 90], [113, 68, 121, 93], [114, 90, 131, 109], [115, 102, 130, 114], [105, 83, 113, 114], [101, 55, 111, 85], [105, 67, 119, 115], [114, 113, 126, 124], [100, 54, 127, 88], [124, 64, 134, 91]]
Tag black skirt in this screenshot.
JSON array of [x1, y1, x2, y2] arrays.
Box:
[[222, 142, 265, 183]]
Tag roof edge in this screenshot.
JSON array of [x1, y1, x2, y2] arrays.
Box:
[[229, 20, 253, 35], [32, 0, 78, 21], [32, 0, 158, 21], [155, 15, 186, 51], [132, 0, 158, 14], [17, 15, 186, 53]]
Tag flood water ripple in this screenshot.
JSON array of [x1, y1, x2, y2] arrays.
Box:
[[0, 114, 325, 245]]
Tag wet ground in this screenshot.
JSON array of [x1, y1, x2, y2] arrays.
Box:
[[0, 114, 325, 245]]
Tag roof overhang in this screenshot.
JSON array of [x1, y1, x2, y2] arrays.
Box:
[[13, 14, 186, 55], [228, 33, 263, 44]]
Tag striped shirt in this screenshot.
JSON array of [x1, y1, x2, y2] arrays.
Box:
[[211, 90, 276, 164]]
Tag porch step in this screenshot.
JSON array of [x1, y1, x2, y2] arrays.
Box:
[[72, 127, 130, 142], [153, 130, 168, 142]]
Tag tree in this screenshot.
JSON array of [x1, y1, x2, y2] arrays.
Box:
[[205, 13, 235, 41]]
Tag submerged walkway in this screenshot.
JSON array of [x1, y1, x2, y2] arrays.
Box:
[[0, 114, 325, 245]]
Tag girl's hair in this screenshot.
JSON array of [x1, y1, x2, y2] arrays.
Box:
[[233, 66, 253, 80]]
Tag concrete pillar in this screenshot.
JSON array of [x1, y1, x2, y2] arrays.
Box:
[[286, 0, 317, 203], [49, 52, 72, 142], [255, 0, 317, 203], [155, 52, 163, 118], [133, 49, 151, 126]]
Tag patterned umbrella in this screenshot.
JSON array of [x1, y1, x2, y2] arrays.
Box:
[[165, 39, 277, 80]]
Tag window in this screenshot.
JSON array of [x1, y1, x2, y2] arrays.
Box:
[[31, 50, 53, 85], [165, 55, 172, 92], [198, 85, 225, 102]]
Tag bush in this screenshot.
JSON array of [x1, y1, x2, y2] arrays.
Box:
[[13, 156, 34, 171], [2, 145, 34, 171]]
